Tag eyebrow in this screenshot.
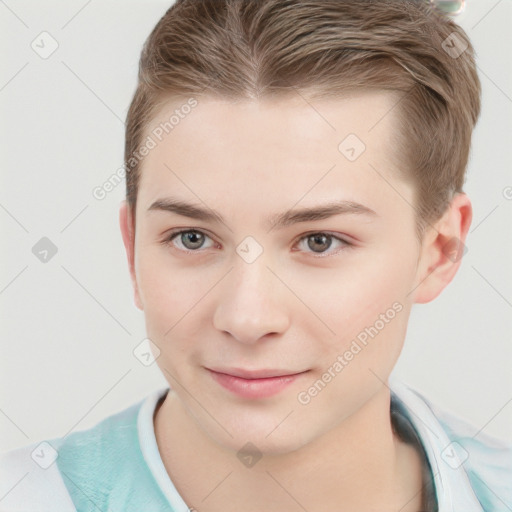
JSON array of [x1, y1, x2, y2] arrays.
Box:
[[147, 197, 377, 230]]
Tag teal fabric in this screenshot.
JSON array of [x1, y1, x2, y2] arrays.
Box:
[[459, 435, 512, 512], [392, 385, 512, 511], [51, 399, 173, 512], [433, 405, 512, 511]]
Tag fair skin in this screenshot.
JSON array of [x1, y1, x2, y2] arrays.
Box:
[[119, 91, 472, 512]]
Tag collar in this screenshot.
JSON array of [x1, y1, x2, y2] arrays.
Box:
[[388, 375, 484, 512], [137, 386, 191, 511]]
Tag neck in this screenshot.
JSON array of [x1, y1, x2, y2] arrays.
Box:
[[154, 385, 424, 512]]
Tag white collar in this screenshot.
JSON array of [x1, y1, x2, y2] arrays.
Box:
[[137, 386, 191, 512], [388, 376, 484, 512]]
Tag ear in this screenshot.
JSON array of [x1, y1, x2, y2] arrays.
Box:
[[412, 193, 472, 304], [119, 200, 143, 310]]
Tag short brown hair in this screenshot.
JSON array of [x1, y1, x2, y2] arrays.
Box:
[[124, 0, 481, 239]]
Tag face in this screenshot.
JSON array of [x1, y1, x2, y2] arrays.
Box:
[[122, 91, 428, 455]]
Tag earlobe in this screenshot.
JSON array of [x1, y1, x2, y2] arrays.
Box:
[[412, 193, 472, 304], [119, 200, 143, 311]]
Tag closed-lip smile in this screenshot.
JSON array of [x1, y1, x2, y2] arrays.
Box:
[[205, 367, 309, 399], [207, 367, 307, 379]]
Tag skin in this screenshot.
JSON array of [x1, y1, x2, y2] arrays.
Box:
[[119, 91, 472, 512]]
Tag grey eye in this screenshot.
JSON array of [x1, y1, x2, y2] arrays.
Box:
[[307, 233, 333, 253], [180, 231, 206, 250]]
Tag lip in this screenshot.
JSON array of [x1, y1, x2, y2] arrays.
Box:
[[208, 367, 305, 379], [206, 367, 309, 399]]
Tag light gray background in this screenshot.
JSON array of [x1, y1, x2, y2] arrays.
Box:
[[1, 0, 511, 453]]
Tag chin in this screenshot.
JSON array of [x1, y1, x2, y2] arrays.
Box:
[[224, 429, 310, 458], [205, 411, 315, 457]]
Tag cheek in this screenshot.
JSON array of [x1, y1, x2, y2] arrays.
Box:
[[135, 250, 192, 333], [135, 249, 223, 361], [302, 246, 417, 366], [317, 250, 415, 323]]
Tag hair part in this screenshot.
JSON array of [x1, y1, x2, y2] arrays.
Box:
[[124, 0, 481, 242]]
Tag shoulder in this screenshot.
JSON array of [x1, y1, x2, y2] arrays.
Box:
[[0, 441, 76, 511], [0, 394, 147, 512], [424, 391, 512, 511], [390, 378, 512, 511]]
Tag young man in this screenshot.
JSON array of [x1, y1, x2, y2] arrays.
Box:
[[1, 1, 510, 511]]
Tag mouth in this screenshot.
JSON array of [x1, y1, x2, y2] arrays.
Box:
[[205, 367, 309, 399]]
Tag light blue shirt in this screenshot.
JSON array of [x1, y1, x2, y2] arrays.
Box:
[[1, 378, 511, 511]]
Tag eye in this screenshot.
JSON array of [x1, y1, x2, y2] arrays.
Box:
[[161, 229, 215, 252], [161, 229, 353, 257], [294, 232, 353, 257]]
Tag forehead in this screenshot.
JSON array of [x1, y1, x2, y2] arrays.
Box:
[[144, 90, 400, 156], [136, 91, 409, 218]]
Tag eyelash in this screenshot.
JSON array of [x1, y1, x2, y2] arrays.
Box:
[[160, 229, 354, 258]]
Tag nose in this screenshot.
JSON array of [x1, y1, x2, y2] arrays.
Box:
[[212, 254, 290, 344]]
